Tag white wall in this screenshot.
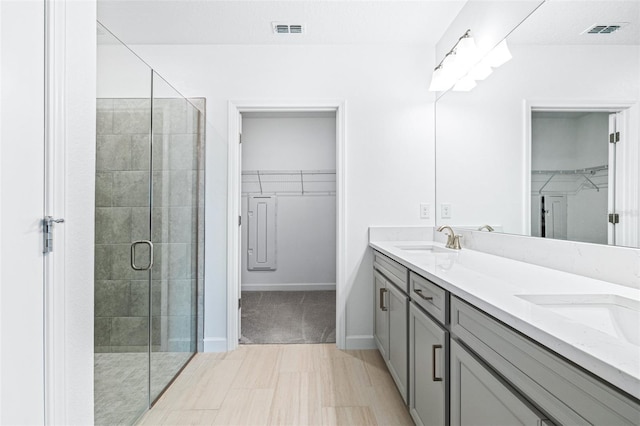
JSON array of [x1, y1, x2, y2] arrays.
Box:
[[241, 114, 336, 289], [436, 44, 639, 234], [100, 43, 436, 350], [242, 114, 336, 170]]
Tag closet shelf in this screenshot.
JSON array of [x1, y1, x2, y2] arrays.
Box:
[[531, 165, 608, 195], [242, 170, 336, 196]]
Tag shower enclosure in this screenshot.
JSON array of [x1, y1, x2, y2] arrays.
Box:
[[95, 23, 205, 425]]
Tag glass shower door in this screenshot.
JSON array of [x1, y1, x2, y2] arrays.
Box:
[[96, 23, 203, 425], [149, 71, 202, 402], [95, 22, 153, 425]]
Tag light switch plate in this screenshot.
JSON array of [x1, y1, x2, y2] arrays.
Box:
[[420, 203, 431, 219], [441, 203, 452, 219]]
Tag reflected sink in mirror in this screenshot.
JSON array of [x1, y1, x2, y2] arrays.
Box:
[[394, 244, 455, 255], [517, 294, 640, 346]]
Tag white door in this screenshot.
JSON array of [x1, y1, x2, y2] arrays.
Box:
[[544, 195, 567, 240], [0, 0, 46, 423]]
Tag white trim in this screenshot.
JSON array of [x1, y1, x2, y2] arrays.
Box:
[[227, 100, 347, 351], [345, 335, 376, 350], [241, 283, 337, 292], [203, 337, 229, 353], [523, 99, 638, 238], [44, 1, 67, 424]]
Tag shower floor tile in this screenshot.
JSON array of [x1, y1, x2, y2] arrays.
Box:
[[240, 290, 336, 345], [94, 352, 192, 426]]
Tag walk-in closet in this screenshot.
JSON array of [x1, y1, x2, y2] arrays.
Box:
[[240, 111, 337, 344]]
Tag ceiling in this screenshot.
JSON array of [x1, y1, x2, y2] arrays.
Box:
[[509, 0, 640, 45], [97, 0, 466, 45]]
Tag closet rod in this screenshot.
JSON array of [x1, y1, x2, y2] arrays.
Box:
[[531, 164, 608, 175]]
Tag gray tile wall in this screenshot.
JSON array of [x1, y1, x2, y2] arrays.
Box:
[[95, 98, 205, 354]]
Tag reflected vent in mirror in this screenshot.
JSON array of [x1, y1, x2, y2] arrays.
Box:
[[272, 22, 305, 34], [582, 23, 628, 35]]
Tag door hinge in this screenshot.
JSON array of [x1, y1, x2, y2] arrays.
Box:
[[43, 216, 65, 253], [239, 215, 242, 226], [239, 133, 242, 144], [609, 131, 620, 143], [608, 213, 619, 224], [238, 298, 242, 309]]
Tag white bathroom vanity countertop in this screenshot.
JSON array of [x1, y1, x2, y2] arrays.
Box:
[[369, 240, 640, 400]]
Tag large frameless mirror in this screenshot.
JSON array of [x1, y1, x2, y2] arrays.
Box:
[[435, 0, 640, 248]]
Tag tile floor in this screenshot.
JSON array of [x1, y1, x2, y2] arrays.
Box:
[[95, 352, 193, 425], [240, 291, 336, 344]]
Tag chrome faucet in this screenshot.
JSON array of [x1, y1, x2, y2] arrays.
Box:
[[478, 224, 494, 232], [437, 225, 462, 250]]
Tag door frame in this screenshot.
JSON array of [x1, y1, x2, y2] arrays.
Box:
[[227, 100, 347, 351], [523, 99, 638, 237], [44, 1, 96, 423]]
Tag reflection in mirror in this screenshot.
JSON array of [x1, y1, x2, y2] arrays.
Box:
[[435, 0, 640, 248], [531, 111, 610, 244]]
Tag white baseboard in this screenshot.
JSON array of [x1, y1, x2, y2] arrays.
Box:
[[202, 337, 228, 353], [241, 283, 336, 291], [345, 335, 376, 350]]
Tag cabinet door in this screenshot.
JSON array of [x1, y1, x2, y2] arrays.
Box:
[[450, 340, 550, 426], [387, 282, 409, 404], [374, 270, 389, 359], [409, 302, 447, 426]]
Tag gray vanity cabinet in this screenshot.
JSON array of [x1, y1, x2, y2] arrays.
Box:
[[374, 269, 390, 360], [450, 340, 549, 426], [372, 248, 640, 426], [409, 302, 447, 426], [387, 282, 409, 403], [451, 297, 640, 425], [373, 252, 409, 404]]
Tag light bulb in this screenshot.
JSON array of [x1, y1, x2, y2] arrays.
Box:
[[442, 53, 467, 80], [428, 66, 455, 92], [456, 36, 478, 58], [485, 39, 512, 68], [452, 76, 477, 92], [468, 59, 493, 81]]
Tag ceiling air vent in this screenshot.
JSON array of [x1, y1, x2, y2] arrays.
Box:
[[581, 23, 628, 35], [272, 22, 305, 35]]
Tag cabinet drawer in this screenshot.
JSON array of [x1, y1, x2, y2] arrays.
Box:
[[373, 251, 408, 293], [410, 272, 447, 325], [451, 297, 640, 425]]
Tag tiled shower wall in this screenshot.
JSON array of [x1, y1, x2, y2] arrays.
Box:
[[95, 98, 205, 353]]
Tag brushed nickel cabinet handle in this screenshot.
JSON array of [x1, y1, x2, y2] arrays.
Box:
[[432, 344, 443, 382], [379, 287, 388, 311], [414, 288, 434, 301]]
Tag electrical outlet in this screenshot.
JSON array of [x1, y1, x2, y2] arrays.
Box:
[[420, 203, 431, 219], [441, 203, 452, 219]]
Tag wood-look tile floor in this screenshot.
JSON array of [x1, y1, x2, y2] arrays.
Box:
[[137, 344, 414, 426]]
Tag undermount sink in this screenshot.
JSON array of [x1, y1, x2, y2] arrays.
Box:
[[394, 244, 454, 254], [517, 294, 640, 346]]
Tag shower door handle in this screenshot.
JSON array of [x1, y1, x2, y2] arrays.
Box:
[[130, 240, 154, 271]]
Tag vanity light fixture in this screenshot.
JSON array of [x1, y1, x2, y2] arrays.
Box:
[[429, 30, 512, 92]]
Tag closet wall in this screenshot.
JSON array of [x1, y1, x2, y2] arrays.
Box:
[[241, 112, 336, 290]]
